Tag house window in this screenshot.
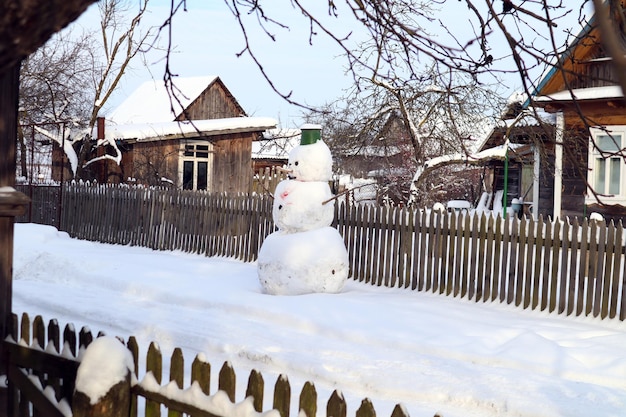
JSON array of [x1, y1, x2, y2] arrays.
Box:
[[588, 127, 626, 203], [181, 141, 213, 191]]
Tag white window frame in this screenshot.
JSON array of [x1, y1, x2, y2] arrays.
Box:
[[178, 140, 214, 191], [587, 126, 626, 205]]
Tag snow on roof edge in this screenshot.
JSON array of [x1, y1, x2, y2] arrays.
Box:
[[102, 117, 278, 142]]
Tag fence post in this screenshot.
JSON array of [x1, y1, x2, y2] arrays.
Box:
[[72, 337, 132, 417]]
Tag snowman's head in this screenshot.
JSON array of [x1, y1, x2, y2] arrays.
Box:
[[287, 124, 333, 182], [287, 141, 333, 182]]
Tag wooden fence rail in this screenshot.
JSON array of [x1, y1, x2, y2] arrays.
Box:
[[4, 313, 409, 417], [15, 184, 626, 321]]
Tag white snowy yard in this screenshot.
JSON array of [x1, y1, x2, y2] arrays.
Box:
[[11, 223, 626, 417]]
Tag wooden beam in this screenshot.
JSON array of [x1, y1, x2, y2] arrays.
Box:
[[0, 63, 21, 382]]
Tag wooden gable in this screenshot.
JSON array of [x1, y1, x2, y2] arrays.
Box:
[[176, 77, 246, 121], [537, 1, 626, 97]]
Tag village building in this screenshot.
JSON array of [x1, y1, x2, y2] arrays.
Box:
[[54, 76, 277, 193], [467, 6, 626, 222]]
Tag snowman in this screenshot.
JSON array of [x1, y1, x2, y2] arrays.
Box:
[[257, 124, 349, 295]]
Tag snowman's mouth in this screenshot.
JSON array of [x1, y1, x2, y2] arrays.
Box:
[[287, 175, 296, 180]]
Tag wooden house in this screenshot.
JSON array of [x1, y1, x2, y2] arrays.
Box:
[[55, 76, 277, 193], [529, 5, 626, 221], [477, 5, 626, 222]]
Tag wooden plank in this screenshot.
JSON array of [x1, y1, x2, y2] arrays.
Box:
[[460, 213, 471, 299], [132, 385, 223, 417], [586, 220, 599, 316], [4, 340, 79, 379], [7, 364, 66, 417], [549, 220, 561, 313], [400, 208, 413, 289], [326, 390, 347, 417], [355, 204, 367, 283], [446, 210, 457, 296], [365, 205, 377, 284], [433, 212, 450, 294], [577, 218, 589, 317], [218, 361, 236, 402], [609, 222, 622, 319], [482, 215, 494, 302], [246, 369, 264, 413], [475, 214, 487, 301], [299, 381, 316, 417], [523, 216, 536, 309], [426, 210, 437, 292], [512, 217, 527, 306], [146, 342, 162, 417], [540, 218, 552, 311], [389, 207, 402, 287], [169, 347, 184, 417], [532, 216, 544, 310], [566, 218, 579, 316], [499, 216, 511, 302], [592, 220, 607, 317], [601, 221, 615, 319], [273, 375, 291, 417], [416, 210, 427, 291], [468, 213, 479, 300]]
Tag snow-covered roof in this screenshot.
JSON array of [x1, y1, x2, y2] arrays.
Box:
[[101, 117, 277, 143], [534, 85, 624, 103], [107, 76, 219, 124], [252, 128, 300, 160]]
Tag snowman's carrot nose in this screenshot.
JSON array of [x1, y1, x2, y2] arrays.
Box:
[[276, 166, 292, 174]]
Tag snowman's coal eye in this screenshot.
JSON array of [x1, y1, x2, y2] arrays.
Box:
[[331, 269, 336, 274], [294, 161, 299, 166]]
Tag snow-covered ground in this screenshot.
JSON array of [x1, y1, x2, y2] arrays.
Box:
[[11, 223, 626, 417]]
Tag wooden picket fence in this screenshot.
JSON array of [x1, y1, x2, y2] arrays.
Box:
[[15, 183, 626, 321], [4, 312, 408, 417]]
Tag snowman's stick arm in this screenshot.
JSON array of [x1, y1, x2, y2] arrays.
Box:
[[321, 184, 372, 205]]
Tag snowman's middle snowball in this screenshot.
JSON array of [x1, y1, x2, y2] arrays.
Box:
[[273, 179, 335, 233]]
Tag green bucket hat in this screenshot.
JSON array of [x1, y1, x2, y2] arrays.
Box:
[[300, 124, 322, 145]]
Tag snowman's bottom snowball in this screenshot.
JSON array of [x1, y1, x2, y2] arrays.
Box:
[[257, 227, 349, 295]]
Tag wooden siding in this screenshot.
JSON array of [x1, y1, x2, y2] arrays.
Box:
[[130, 140, 180, 186], [176, 78, 245, 121], [211, 132, 255, 193]]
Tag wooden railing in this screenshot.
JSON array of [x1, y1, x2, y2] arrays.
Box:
[[5, 313, 409, 417]]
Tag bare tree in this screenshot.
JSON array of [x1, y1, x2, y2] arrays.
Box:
[[74, 0, 158, 180], [18, 29, 95, 181], [219, 1, 626, 208]]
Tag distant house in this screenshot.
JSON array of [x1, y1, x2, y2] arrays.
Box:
[[57, 76, 277, 193], [251, 128, 300, 172], [474, 102, 556, 219]]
